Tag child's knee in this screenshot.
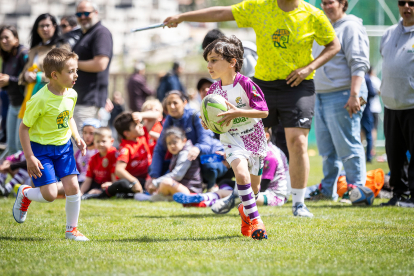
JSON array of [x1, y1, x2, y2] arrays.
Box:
[[159, 178, 173, 187], [41, 190, 57, 202], [235, 171, 250, 184]]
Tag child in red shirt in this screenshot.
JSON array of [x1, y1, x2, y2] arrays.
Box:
[[102, 112, 152, 198], [80, 127, 117, 196], [132, 99, 163, 155]]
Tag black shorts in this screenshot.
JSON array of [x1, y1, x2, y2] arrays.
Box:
[[252, 78, 315, 129]]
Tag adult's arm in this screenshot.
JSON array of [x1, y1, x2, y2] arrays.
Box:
[[77, 55, 110, 73], [163, 6, 234, 27], [343, 23, 370, 116], [286, 37, 341, 87]]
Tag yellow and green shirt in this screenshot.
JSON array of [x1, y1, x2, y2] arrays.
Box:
[[23, 85, 77, 145], [232, 0, 336, 81]]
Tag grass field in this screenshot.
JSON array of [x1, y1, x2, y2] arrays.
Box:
[[1, 148, 413, 276]]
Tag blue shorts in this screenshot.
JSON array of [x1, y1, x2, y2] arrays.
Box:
[[31, 139, 79, 187]]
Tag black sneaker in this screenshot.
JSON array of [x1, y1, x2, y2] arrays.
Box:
[[380, 194, 407, 206], [397, 196, 414, 208]]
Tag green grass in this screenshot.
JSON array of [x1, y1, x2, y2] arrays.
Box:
[[1, 148, 413, 276]]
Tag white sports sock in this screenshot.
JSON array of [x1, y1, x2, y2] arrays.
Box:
[[202, 192, 220, 201], [291, 188, 306, 205], [24, 187, 50, 203], [66, 193, 81, 231]]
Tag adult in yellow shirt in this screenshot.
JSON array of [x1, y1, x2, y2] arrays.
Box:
[[163, 0, 340, 218]]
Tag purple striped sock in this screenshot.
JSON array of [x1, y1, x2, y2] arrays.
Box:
[[237, 183, 260, 221]]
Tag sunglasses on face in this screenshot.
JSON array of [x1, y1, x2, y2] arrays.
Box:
[[60, 24, 68, 28], [75, 11, 94, 18], [399, 1, 414, 7]]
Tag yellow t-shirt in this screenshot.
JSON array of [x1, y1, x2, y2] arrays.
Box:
[[232, 0, 336, 81], [23, 85, 78, 146]]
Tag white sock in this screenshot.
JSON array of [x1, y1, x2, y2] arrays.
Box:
[[66, 193, 81, 232], [24, 187, 50, 203], [291, 188, 306, 205], [202, 192, 220, 201]]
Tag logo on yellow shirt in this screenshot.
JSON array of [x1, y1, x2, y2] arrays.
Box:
[[272, 29, 290, 49], [56, 110, 70, 129]]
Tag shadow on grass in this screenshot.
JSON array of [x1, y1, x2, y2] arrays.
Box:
[[134, 213, 238, 219], [98, 235, 240, 243], [0, 236, 47, 241]]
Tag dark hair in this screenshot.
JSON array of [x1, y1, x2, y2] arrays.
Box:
[[164, 90, 187, 103], [172, 61, 182, 72], [0, 25, 19, 60], [337, 0, 348, 12], [114, 112, 135, 139], [203, 35, 244, 73], [30, 13, 62, 49], [43, 48, 78, 78], [61, 15, 78, 27], [164, 126, 186, 144], [202, 28, 225, 50]]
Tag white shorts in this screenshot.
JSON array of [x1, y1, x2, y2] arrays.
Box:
[[261, 190, 287, 206], [225, 147, 264, 176]]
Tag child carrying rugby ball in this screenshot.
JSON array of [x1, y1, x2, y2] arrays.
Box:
[[202, 35, 269, 240], [15, 48, 89, 241]]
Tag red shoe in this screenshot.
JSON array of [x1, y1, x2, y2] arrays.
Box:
[[238, 203, 252, 237], [250, 219, 268, 240]]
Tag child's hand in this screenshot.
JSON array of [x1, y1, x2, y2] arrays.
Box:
[[75, 137, 87, 156], [132, 112, 143, 123], [199, 116, 209, 130], [215, 151, 230, 168], [217, 101, 240, 126], [146, 181, 157, 194], [101, 182, 112, 189], [187, 146, 200, 161], [27, 155, 44, 179], [0, 160, 11, 174]]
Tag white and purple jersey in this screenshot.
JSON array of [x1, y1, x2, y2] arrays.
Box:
[[207, 73, 268, 160], [262, 142, 289, 198], [75, 148, 98, 183]]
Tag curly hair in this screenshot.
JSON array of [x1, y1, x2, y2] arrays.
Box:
[[203, 35, 244, 73]]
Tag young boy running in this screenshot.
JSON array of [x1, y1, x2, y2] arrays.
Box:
[[14, 48, 88, 241], [202, 36, 269, 240]]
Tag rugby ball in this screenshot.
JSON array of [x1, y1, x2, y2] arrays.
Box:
[[350, 186, 375, 206], [200, 94, 233, 134]]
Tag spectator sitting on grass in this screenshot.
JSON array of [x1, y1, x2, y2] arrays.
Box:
[[144, 127, 202, 199], [148, 90, 228, 192], [75, 118, 100, 184], [80, 127, 117, 197], [0, 151, 31, 197], [96, 112, 152, 198], [136, 98, 163, 155]]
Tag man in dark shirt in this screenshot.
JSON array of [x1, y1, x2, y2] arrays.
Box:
[[127, 62, 154, 112], [72, 0, 113, 130]]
